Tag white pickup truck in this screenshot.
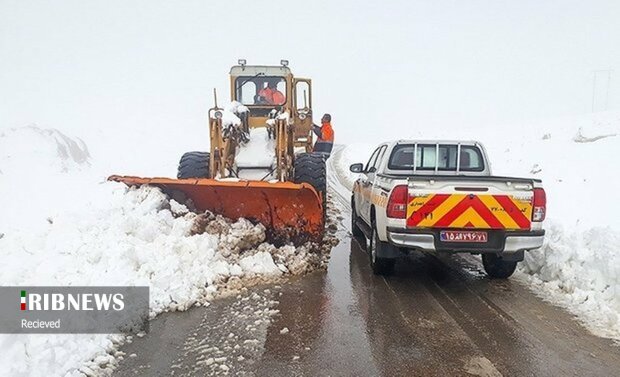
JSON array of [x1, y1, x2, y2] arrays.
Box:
[[349, 140, 546, 278]]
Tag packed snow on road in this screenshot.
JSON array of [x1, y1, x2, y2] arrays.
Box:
[[0, 126, 336, 376], [335, 111, 620, 342]]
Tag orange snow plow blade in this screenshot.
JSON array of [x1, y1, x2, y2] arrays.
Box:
[[108, 175, 325, 244]]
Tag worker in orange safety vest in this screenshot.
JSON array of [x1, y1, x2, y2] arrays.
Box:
[[312, 113, 334, 157], [258, 81, 285, 105]]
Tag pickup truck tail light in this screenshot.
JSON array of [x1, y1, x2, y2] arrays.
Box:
[[387, 185, 408, 219], [532, 188, 546, 222]]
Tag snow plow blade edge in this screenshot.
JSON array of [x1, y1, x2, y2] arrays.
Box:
[[108, 175, 324, 244]]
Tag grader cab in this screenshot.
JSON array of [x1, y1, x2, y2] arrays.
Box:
[[110, 60, 327, 244], [229, 59, 314, 151]]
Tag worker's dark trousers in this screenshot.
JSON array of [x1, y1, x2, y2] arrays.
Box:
[[313, 142, 333, 157]]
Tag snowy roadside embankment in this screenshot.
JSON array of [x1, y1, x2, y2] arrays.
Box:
[[0, 126, 334, 376], [333, 143, 374, 191], [518, 224, 620, 340], [335, 111, 620, 341]]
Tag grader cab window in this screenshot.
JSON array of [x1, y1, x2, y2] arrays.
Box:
[[237, 81, 256, 104], [295, 81, 310, 109], [235, 76, 286, 106]]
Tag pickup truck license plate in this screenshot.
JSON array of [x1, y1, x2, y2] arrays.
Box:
[[440, 231, 488, 243]]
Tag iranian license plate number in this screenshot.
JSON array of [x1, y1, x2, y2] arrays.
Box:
[[440, 231, 488, 243]]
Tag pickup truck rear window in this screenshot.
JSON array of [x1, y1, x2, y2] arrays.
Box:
[[388, 144, 484, 172]]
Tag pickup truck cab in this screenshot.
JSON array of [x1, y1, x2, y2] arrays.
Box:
[[350, 140, 546, 278]]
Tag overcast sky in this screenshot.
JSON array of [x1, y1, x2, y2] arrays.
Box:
[[1, 0, 619, 166]]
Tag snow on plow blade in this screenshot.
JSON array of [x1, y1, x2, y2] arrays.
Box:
[[108, 176, 325, 244]]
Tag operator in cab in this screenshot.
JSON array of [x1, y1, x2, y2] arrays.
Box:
[[312, 113, 334, 157], [258, 81, 285, 105]]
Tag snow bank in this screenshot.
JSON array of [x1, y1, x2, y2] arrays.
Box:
[[0, 126, 332, 376], [483, 113, 620, 340], [333, 142, 374, 190], [517, 222, 620, 339], [336, 111, 620, 340]]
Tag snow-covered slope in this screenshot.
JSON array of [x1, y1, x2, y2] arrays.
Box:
[[0, 126, 92, 232], [336, 111, 620, 341]]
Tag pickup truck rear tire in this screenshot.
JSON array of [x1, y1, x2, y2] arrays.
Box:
[[482, 254, 517, 279], [351, 198, 365, 239], [369, 222, 395, 275], [178, 151, 210, 179]]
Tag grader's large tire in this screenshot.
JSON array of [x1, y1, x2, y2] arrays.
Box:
[[294, 153, 327, 214], [177, 151, 210, 179]]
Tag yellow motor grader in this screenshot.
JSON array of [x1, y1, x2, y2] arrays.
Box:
[[110, 60, 326, 243]]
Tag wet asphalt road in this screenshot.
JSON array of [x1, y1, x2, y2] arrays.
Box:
[[114, 149, 620, 376]]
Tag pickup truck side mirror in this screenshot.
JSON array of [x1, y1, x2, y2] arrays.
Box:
[[349, 163, 364, 173]]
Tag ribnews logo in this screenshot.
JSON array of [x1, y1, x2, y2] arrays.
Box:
[[19, 289, 125, 311], [1, 286, 149, 334]]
